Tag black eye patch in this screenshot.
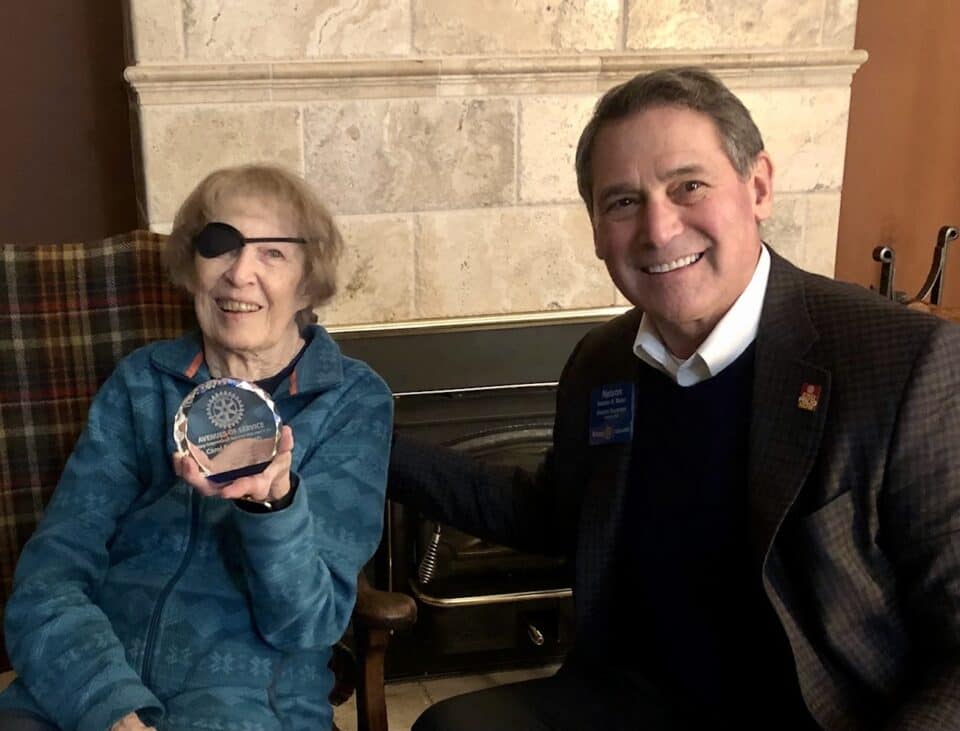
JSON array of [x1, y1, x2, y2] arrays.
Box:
[[193, 222, 306, 259]]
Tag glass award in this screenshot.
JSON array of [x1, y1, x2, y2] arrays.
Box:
[[173, 378, 281, 485]]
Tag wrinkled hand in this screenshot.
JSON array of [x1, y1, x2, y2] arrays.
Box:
[[110, 712, 156, 731], [173, 425, 294, 505]]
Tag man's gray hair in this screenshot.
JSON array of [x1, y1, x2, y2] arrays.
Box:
[[574, 67, 765, 213]]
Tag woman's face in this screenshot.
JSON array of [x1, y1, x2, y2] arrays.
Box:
[[193, 195, 311, 364]]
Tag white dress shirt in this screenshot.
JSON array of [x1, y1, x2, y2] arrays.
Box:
[[632, 245, 771, 387]]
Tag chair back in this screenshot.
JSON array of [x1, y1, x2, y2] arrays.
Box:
[[0, 231, 196, 664]]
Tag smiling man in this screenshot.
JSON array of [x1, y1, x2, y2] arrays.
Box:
[[389, 68, 960, 730], [587, 103, 772, 361]]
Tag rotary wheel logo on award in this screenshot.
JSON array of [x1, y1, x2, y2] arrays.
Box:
[[206, 390, 245, 430]]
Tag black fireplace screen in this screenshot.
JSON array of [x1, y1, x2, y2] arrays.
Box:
[[334, 313, 617, 677]]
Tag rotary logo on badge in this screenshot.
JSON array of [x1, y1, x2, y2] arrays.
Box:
[[206, 389, 245, 430]]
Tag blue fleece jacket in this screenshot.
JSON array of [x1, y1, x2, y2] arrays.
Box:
[[0, 325, 393, 731]]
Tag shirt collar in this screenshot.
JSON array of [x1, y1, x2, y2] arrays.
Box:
[[633, 245, 770, 387]]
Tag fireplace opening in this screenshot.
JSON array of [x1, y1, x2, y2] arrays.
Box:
[[333, 311, 620, 678]]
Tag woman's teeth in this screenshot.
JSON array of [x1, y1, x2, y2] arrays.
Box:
[[645, 253, 702, 274], [217, 299, 260, 312]]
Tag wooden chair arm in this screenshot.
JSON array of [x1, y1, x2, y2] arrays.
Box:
[[351, 573, 418, 731], [353, 573, 417, 632]]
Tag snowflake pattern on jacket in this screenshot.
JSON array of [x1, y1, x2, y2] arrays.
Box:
[[0, 325, 393, 731]]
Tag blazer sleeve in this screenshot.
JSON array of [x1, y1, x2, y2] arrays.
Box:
[[231, 367, 393, 652], [388, 337, 589, 558], [3, 370, 163, 731], [880, 320, 960, 729]]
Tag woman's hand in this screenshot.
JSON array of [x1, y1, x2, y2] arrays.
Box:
[[172, 425, 295, 506], [110, 712, 156, 731]]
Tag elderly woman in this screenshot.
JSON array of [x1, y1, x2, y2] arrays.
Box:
[[0, 165, 392, 731]]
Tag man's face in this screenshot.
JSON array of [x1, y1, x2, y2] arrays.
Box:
[[589, 105, 773, 356]]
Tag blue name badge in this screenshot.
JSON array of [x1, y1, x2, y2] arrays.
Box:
[[588, 382, 634, 446]]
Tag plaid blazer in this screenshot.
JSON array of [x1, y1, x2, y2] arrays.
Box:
[[390, 250, 960, 730]]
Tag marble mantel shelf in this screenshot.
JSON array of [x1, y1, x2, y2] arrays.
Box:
[[125, 49, 868, 104]]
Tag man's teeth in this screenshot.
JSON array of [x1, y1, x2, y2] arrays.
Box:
[[645, 253, 702, 274], [218, 300, 260, 312]]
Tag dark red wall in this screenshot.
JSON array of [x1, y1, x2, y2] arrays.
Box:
[[0, 2, 138, 243]]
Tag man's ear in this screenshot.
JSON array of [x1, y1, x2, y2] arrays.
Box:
[[589, 208, 606, 260], [750, 151, 774, 222], [593, 229, 606, 260]]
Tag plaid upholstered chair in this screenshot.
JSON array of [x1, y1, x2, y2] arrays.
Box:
[[0, 231, 415, 731]]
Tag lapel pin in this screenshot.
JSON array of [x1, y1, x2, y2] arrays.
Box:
[[798, 383, 822, 412]]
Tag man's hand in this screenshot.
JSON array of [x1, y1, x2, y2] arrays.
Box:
[[110, 711, 156, 731], [172, 425, 295, 506]]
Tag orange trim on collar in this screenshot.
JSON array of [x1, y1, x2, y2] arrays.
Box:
[[289, 369, 298, 396], [184, 351, 204, 379]]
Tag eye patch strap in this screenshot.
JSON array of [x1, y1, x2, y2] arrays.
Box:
[[193, 221, 307, 259]]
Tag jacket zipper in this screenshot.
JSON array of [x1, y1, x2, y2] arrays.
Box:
[[141, 489, 201, 687]]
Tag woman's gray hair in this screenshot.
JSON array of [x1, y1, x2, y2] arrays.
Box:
[[165, 164, 343, 325]]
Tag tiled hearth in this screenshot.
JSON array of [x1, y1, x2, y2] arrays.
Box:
[[333, 664, 559, 731]]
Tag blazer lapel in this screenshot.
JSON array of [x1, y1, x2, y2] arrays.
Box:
[[748, 251, 831, 566], [575, 314, 641, 641]]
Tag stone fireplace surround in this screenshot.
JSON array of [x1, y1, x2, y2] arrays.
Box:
[[124, 0, 864, 330]]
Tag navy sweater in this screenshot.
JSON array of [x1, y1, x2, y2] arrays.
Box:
[[618, 344, 814, 726]]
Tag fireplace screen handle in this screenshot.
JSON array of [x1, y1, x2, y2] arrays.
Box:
[[527, 623, 545, 646], [418, 523, 443, 585]]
